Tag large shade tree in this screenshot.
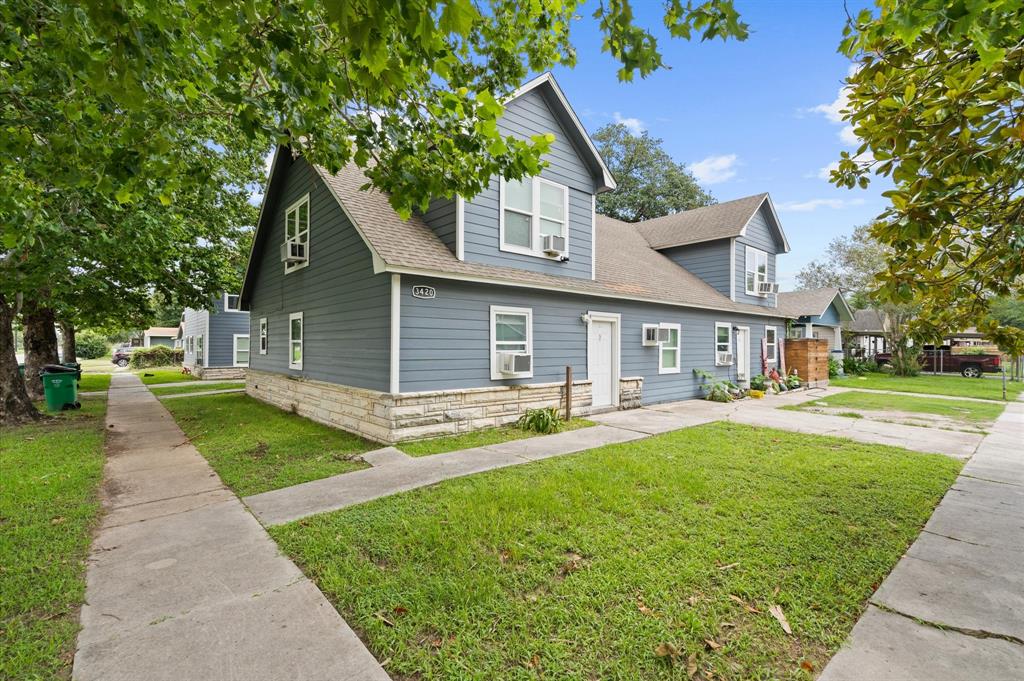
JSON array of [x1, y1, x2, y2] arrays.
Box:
[[592, 123, 714, 222], [2, 0, 750, 424], [832, 0, 1024, 354]]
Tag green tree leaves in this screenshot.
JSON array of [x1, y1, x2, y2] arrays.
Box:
[[592, 123, 714, 222], [832, 0, 1024, 355]]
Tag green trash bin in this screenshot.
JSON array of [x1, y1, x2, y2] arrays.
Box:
[[61, 361, 83, 383], [40, 365, 80, 412], [18, 363, 25, 377]]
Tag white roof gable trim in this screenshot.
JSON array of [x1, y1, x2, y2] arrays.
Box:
[[739, 194, 791, 253], [509, 73, 617, 192]]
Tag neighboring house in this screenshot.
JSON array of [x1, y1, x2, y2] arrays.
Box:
[[179, 293, 251, 379], [240, 72, 794, 444], [776, 288, 854, 357], [847, 308, 888, 358], [142, 326, 179, 348]]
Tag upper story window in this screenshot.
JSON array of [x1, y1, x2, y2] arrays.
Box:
[[500, 177, 568, 258], [259, 318, 268, 355], [745, 246, 769, 296], [224, 293, 241, 312], [283, 194, 310, 273]]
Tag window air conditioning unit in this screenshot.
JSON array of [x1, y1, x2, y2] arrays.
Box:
[[717, 351, 734, 365], [498, 352, 532, 375], [758, 281, 780, 295], [542, 234, 566, 255], [642, 325, 672, 346], [280, 240, 307, 264]]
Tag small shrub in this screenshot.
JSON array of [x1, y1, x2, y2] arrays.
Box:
[[786, 373, 801, 389], [517, 407, 562, 434], [749, 374, 767, 391], [76, 330, 109, 359], [890, 348, 921, 377], [828, 357, 841, 378], [129, 346, 184, 369], [694, 368, 737, 403]]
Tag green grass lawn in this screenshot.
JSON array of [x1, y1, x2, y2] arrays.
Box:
[[272, 422, 960, 680], [78, 373, 112, 392], [786, 391, 1004, 424], [162, 393, 373, 496], [134, 367, 197, 385], [831, 372, 1022, 401], [77, 357, 116, 374], [149, 380, 245, 396], [0, 397, 108, 680], [398, 418, 595, 457]]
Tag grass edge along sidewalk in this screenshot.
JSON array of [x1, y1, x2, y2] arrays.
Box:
[[831, 373, 1023, 401], [0, 397, 108, 680], [272, 421, 961, 681]]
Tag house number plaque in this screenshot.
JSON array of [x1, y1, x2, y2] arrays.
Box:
[[412, 285, 436, 299]]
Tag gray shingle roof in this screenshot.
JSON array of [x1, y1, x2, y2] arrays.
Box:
[[315, 163, 786, 318], [775, 288, 847, 320], [848, 309, 886, 333], [633, 194, 769, 249]]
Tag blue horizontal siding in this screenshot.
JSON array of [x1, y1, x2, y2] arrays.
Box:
[[661, 240, 732, 297]]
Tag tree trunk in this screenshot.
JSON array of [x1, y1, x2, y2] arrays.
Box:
[[22, 300, 60, 400], [60, 321, 77, 364], [0, 292, 39, 425]]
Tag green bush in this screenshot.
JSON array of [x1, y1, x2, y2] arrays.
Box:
[[890, 349, 921, 377], [694, 368, 738, 403], [517, 407, 563, 434], [749, 374, 767, 391], [828, 357, 841, 378], [786, 373, 801, 389], [76, 330, 109, 359], [129, 346, 183, 369]]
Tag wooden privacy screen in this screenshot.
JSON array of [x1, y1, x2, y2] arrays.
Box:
[[784, 338, 830, 387]]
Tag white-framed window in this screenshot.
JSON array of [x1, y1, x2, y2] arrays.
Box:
[[259, 317, 268, 355], [288, 312, 303, 370], [715, 322, 733, 365], [745, 246, 769, 296], [284, 194, 310, 273], [765, 325, 777, 363], [233, 334, 250, 367], [224, 293, 241, 312], [196, 334, 204, 366], [658, 323, 681, 374], [489, 305, 533, 380], [499, 176, 569, 258]]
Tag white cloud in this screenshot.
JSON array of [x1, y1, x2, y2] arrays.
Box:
[[813, 151, 874, 181], [816, 160, 840, 181], [775, 198, 865, 213], [839, 125, 859, 146], [690, 154, 739, 185], [613, 111, 645, 135]]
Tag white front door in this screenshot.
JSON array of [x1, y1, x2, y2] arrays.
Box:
[[588, 317, 617, 408], [736, 326, 750, 385]]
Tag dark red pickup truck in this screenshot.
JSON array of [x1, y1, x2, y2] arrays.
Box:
[[876, 346, 1002, 378]]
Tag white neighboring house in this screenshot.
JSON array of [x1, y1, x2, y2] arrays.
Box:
[[179, 293, 251, 379]]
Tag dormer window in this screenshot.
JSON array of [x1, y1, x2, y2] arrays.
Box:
[[283, 194, 310, 273], [500, 177, 568, 258]]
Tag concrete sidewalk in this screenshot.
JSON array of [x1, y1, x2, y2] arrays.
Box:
[[73, 373, 388, 681], [244, 424, 650, 526], [819, 397, 1024, 681]]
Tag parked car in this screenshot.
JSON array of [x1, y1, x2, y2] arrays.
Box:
[[875, 345, 1002, 378], [111, 346, 135, 368]]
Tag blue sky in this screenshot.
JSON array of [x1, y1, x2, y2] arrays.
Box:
[[549, 0, 884, 290]]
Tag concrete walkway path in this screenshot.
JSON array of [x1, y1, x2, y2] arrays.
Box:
[[246, 386, 987, 527], [244, 424, 650, 526], [819, 397, 1024, 681], [628, 387, 984, 459], [73, 373, 388, 681]]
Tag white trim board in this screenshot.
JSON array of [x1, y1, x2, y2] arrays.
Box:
[[232, 333, 250, 367], [390, 275, 401, 393], [455, 196, 465, 261]]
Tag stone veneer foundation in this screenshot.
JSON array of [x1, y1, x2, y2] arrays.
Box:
[[195, 366, 247, 380], [246, 369, 644, 444]]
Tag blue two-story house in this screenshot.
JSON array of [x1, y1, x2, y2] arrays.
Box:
[[239, 73, 793, 443], [179, 293, 251, 380]]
